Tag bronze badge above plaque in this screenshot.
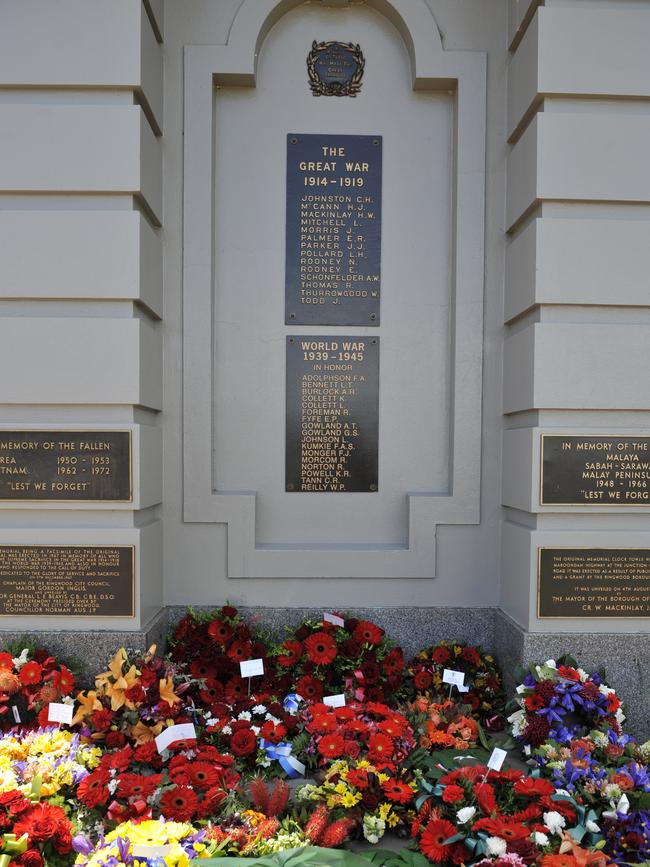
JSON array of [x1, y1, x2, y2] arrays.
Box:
[[307, 41, 364, 97], [538, 548, 650, 618], [0, 545, 134, 617], [286, 336, 379, 493], [286, 134, 382, 325], [0, 430, 131, 502], [541, 435, 650, 505]]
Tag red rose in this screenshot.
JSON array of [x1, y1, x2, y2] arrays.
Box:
[[17, 850, 43, 867], [221, 605, 238, 618], [230, 728, 257, 757]]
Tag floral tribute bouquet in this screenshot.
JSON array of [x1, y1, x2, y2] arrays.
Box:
[[2, 790, 74, 867], [75, 739, 239, 829], [600, 809, 650, 864], [203, 698, 303, 777], [72, 646, 199, 748], [412, 762, 580, 865], [509, 658, 625, 750], [404, 697, 480, 753], [168, 606, 286, 706], [300, 702, 414, 772], [0, 728, 101, 799], [72, 819, 217, 867], [271, 615, 405, 703], [0, 646, 75, 732], [297, 758, 417, 845], [406, 641, 506, 727]]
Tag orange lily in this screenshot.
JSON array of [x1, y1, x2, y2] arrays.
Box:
[[158, 676, 181, 707], [95, 648, 140, 711], [72, 690, 102, 725]]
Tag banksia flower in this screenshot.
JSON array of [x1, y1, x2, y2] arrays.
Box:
[[304, 804, 330, 843], [248, 776, 270, 814], [267, 778, 290, 817], [320, 817, 355, 848]]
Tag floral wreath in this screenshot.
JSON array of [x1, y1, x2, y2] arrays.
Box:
[[508, 657, 625, 750], [406, 641, 506, 726], [0, 644, 76, 731]]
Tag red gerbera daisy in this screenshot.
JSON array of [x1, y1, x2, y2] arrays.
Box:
[[383, 648, 404, 675], [414, 670, 432, 690], [51, 666, 75, 696], [227, 641, 252, 662], [277, 639, 303, 667], [461, 646, 481, 666], [419, 817, 458, 863], [190, 659, 212, 680], [304, 632, 337, 666], [367, 733, 394, 761], [345, 768, 369, 789], [189, 762, 221, 789], [199, 677, 224, 706], [18, 661, 42, 686], [514, 776, 555, 797], [207, 619, 233, 644], [308, 713, 338, 734], [115, 773, 163, 800], [472, 818, 529, 841], [317, 734, 345, 758], [159, 785, 199, 822], [431, 647, 451, 665], [353, 620, 384, 646], [225, 677, 248, 704], [381, 779, 413, 804], [76, 769, 111, 808], [296, 674, 323, 702]]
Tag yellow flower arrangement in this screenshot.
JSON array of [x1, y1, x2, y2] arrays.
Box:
[[0, 728, 100, 797], [74, 819, 214, 867]]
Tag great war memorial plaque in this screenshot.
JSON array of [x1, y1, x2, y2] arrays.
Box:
[[0, 431, 131, 501], [538, 548, 650, 618], [0, 545, 134, 617], [541, 435, 650, 505], [285, 133, 382, 325], [286, 336, 379, 492]]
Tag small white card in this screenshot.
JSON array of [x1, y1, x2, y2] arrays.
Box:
[[487, 747, 508, 772], [458, 683, 470, 693], [11, 705, 21, 723], [155, 723, 197, 753], [442, 669, 465, 687], [323, 612, 345, 627], [323, 693, 346, 708], [132, 846, 174, 858], [48, 702, 73, 725], [240, 658, 264, 678]]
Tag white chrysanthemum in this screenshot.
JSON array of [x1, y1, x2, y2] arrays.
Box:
[[604, 783, 622, 801], [508, 709, 526, 736], [543, 811, 566, 835], [221, 725, 232, 735], [456, 806, 476, 824], [533, 832, 549, 846], [252, 705, 267, 715], [251, 725, 261, 735], [237, 711, 252, 721], [486, 837, 507, 856], [590, 730, 608, 748]]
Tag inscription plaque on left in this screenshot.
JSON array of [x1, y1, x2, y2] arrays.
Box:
[[286, 133, 382, 325], [0, 431, 131, 501], [0, 545, 134, 617]]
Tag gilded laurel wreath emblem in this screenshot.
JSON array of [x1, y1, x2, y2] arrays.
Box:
[[307, 41, 365, 97]]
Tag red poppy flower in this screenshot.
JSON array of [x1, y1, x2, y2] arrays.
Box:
[[207, 619, 233, 644], [442, 784, 465, 804], [304, 632, 338, 666], [18, 661, 42, 686], [51, 666, 75, 696], [116, 773, 163, 800], [317, 734, 345, 758], [414, 670, 432, 690], [353, 620, 384, 646], [431, 647, 451, 664], [381, 779, 414, 804], [159, 785, 199, 822], [296, 675, 323, 702], [419, 817, 457, 863], [76, 769, 111, 808], [277, 640, 303, 667], [230, 728, 257, 757], [367, 733, 394, 761]]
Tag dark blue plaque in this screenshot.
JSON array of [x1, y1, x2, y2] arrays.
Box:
[[285, 134, 382, 326]]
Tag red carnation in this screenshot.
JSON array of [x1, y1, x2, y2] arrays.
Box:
[[91, 708, 114, 732], [442, 784, 465, 804], [304, 632, 338, 666], [159, 785, 199, 822], [353, 620, 384, 646], [230, 728, 257, 757]]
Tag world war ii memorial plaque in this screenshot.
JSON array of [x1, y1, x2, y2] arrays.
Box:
[[286, 336, 379, 492], [0, 430, 131, 501], [541, 435, 650, 505], [0, 545, 134, 617], [538, 548, 650, 618], [285, 133, 382, 325]]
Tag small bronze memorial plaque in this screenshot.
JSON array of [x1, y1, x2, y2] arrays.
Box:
[[307, 41, 364, 97], [0, 430, 131, 502], [541, 435, 650, 506], [286, 133, 382, 326], [538, 548, 650, 618], [0, 545, 135, 617], [286, 336, 379, 492]]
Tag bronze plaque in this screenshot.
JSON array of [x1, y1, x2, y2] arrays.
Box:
[[0, 431, 131, 502], [285, 133, 382, 325], [286, 336, 379, 492], [541, 435, 650, 505], [307, 41, 364, 97], [538, 548, 650, 618], [0, 545, 134, 617]]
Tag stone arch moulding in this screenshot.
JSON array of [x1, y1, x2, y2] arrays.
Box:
[[182, 0, 486, 578]]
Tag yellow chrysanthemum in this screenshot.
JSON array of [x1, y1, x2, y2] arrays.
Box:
[[340, 791, 362, 808], [378, 802, 392, 821], [387, 812, 400, 828]]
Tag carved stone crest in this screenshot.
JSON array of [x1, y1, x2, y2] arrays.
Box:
[[307, 41, 364, 97]]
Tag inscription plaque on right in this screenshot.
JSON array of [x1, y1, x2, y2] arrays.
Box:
[[541, 435, 650, 505], [538, 548, 650, 618]]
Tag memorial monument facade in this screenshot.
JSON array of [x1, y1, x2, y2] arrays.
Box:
[[0, 0, 649, 729]]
